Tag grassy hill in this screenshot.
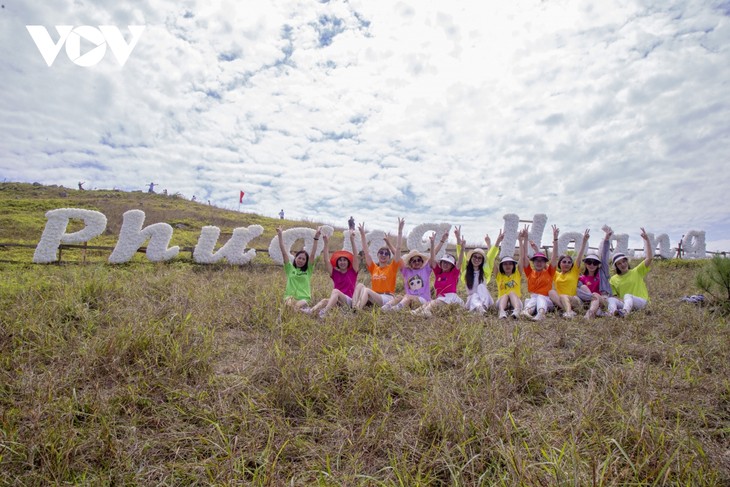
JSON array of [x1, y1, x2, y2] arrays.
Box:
[[0, 182, 728, 485]]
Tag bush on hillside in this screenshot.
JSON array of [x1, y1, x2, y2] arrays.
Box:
[[695, 255, 730, 314]]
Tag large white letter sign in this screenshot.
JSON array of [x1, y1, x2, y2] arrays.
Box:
[[557, 232, 585, 257], [109, 210, 179, 263], [647, 233, 672, 259], [193, 225, 264, 265], [33, 208, 107, 263], [267, 226, 334, 265], [500, 214, 519, 259], [406, 223, 452, 260], [500, 213, 549, 258], [682, 230, 706, 259], [527, 214, 548, 257], [609, 233, 633, 259], [353, 229, 388, 262], [341, 230, 358, 255]]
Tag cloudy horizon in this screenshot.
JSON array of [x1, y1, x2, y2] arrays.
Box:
[[1, 0, 729, 252]]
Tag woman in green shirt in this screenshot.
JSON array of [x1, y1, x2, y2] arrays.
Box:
[[277, 226, 321, 313]]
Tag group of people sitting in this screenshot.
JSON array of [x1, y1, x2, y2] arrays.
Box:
[[276, 219, 654, 320]]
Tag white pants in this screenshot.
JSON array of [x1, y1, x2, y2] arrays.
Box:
[[465, 283, 493, 311], [524, 294, 554, 313], [608, 295, 647, 314]]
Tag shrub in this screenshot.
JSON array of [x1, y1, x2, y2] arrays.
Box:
[[695, 255, 730, 314]]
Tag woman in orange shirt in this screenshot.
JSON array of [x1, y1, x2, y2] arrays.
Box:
[[352, 218, 404, 310], [519, 224, 559, 321]]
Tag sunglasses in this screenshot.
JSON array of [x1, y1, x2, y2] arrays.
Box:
[[378, 250, 391, 256], [585, 260, 599, 265], [410, 258, 423, 264]]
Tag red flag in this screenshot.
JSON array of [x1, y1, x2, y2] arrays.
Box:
[[239, 190, 245, 203]]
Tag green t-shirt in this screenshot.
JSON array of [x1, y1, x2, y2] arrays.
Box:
[[456, 244, 500, 288], [610, 261, 650, 301], [284, 262, 313, 302]]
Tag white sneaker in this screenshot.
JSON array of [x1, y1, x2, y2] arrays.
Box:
[[411, 308, 432, 317], [511, 310, 520, 319], [498, 310, 508, 319], [533, 310, 546, 321], [563, 310, 576, 319], [318, 309, 327, 318], [301, 307, 312, 314], [521, 308, 534, 318]]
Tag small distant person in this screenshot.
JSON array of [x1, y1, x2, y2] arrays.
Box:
[[78, 181, 85, 190], [148, 182, 156, 193], [162, 189, 168, 196], [191, 195, 196, 202], [279, 209, 285, 219], [348, 216, 355, 231]]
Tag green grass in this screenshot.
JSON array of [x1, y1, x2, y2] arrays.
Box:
[[0, 182, 728, 484]]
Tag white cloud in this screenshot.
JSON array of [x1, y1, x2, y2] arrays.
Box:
[[0, 0, 728, 253]]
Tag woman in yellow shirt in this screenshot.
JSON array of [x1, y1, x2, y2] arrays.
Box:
[[550, 229, 589, 318]]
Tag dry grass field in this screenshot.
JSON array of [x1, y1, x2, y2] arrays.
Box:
[[0, 182, 728, 485]]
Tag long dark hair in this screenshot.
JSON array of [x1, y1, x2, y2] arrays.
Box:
[[294, 250, 310, 272], [465, 254, 485, 289]]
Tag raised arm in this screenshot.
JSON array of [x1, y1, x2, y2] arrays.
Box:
[[358, 223, 374, 268], [550, 224, 559, 268], [277, 226, 289, 265], [428, 229, 449, 267], [599, 225, 613, 295], [640, 227, 653, 267], [394, 217, 405, 265], [456, 235, 466, 269], [321, 233, 332, 275], [519, 225, 530, 271], [428, 232, 438, 268], [348, 230, 360, 273], [309, 226, 321, 266], [455, 226, 465, 273], [576, 229, 590, 264], [487, 229, 503, 278]]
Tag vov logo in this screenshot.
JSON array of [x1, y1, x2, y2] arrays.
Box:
[[26, 25, 145, 67]]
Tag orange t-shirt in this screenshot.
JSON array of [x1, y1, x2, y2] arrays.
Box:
[[524, 265, 556, 296], [368, 261, 399, 294]]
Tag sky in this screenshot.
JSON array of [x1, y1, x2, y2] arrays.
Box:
[[1, 0, 729, 253]]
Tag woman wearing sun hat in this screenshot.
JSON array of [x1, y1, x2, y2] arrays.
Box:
[[412, 230, 466, 317], [609, 227, 653, 316], [384, 229, 444, 311], [455, 227, 503, 314], [353, 218, 403, 310], [519, 224, 559, 320], [308, 230, 360, 318], [496, 254, 523, 319], [550, 229, 590, 318], [577, 225, 613, 319]]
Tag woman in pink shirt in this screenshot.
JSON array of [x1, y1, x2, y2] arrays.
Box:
[[412, 230, 465, 317], [308, 230, 359, 318]]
